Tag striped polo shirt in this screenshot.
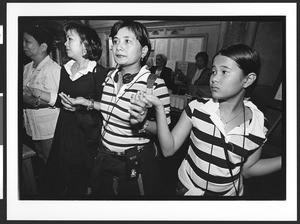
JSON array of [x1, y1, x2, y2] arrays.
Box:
[[100, 65, 171, 153], [178, 98, 268, 196]]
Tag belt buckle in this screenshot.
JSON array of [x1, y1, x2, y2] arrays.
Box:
[[136, 145, 144, 153]]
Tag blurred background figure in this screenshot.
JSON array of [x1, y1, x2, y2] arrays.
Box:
[[150, 54, 174, 93], [175, 51, 211, 86], [175, 51, 211, 97]]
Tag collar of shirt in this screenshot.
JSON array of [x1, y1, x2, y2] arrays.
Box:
[[201, 98, 266, 139], [24, 55, 52, 85], [64, 59, 96, 81], [104, 65, 150, 93]]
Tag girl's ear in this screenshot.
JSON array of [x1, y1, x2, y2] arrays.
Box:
[[243, 72, 257, 88], [141, 45, 149, 59]]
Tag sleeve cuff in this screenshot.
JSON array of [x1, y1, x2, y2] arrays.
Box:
[[48, 92, 57, 107]]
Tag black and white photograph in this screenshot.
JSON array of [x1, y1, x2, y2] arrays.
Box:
[[3, 1, 298, 223]]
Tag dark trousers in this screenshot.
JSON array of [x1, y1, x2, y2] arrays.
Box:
[[91, 142, 161, 197]]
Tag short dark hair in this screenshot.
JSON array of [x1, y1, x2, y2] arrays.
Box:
[[24, 24, 54, 55], [156, 54, 168, 67], [63, 21, 102, 61], [213, 44, 261, 96], [110, 20, 151, 66], [195, 51, 209, 66]]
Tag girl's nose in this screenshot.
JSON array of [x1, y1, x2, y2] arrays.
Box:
[[211, 72, 219, 83]]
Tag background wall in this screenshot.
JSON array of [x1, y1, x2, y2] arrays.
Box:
[[20, 17, 284, 142]]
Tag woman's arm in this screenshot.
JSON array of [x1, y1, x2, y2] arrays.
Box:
[[139, 92, 192, 157], [59, 92, 102, 111], [23, 86, 50, 109], [242, 146, 282, 178]]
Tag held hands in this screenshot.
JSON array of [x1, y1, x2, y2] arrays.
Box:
[[128, 91, 149, 125], [59, 92, 88, 112], [128, 90, 163, 126]]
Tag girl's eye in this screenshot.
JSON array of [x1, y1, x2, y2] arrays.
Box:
[[112, 39, 118, 45], [125, 39, 131, 44], [222, 70, 229, 75]]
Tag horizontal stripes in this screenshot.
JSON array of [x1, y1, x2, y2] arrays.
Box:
[[179, 98, 267, 195], [100, 66, 170, 153]]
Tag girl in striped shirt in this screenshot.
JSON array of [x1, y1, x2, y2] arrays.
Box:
[[131, 44, 282, 196]]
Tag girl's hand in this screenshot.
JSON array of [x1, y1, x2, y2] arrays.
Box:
[[144, 93, 163, 110]]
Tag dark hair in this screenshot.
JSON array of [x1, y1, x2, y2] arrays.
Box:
[[63, 21, 102, 61], [213, 44, 261, 96], [156, 54, 168, 67], [109, 20, 151, 66], [195, 51, 209, 66], [24, 24, 54, 54]]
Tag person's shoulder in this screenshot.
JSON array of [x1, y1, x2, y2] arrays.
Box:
[[95, 63, 108, 74], [164, 67, 173, 73], [44, 58, 61, 72], [187, 98, 212, 115], [93, 64, 109, 82], [50, 60, 61, 70], [149, 66, 157, 73], [196, 97, 210, 104]]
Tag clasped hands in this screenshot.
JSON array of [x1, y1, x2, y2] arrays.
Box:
[[128, 90, 162, 126], [59, 92, 87, 112]]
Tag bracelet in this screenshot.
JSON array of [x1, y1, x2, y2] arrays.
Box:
[[87, 99, 94, 111], [138, 120, 149, 133]]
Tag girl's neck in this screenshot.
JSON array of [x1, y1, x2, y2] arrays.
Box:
[[219, 95, 245, 114]]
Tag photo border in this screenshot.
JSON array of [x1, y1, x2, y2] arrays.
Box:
[[5, 2, 297, 222]]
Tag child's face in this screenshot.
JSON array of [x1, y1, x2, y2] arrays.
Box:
[[210, 55, 246, 101], [112, 27, 145, 71], [23, 33, 44, 59], [64, 30, 85, 60]]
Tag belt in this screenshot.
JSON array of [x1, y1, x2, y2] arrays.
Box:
[[103, 145, 145, 158]]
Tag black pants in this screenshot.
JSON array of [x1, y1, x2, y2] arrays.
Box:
[[91, 142, 161, 197]]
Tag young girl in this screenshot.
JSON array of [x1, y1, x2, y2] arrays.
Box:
[[60, 20, 171, 196], [42, 22, 107, 197], [130, 44, 282, 196]]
